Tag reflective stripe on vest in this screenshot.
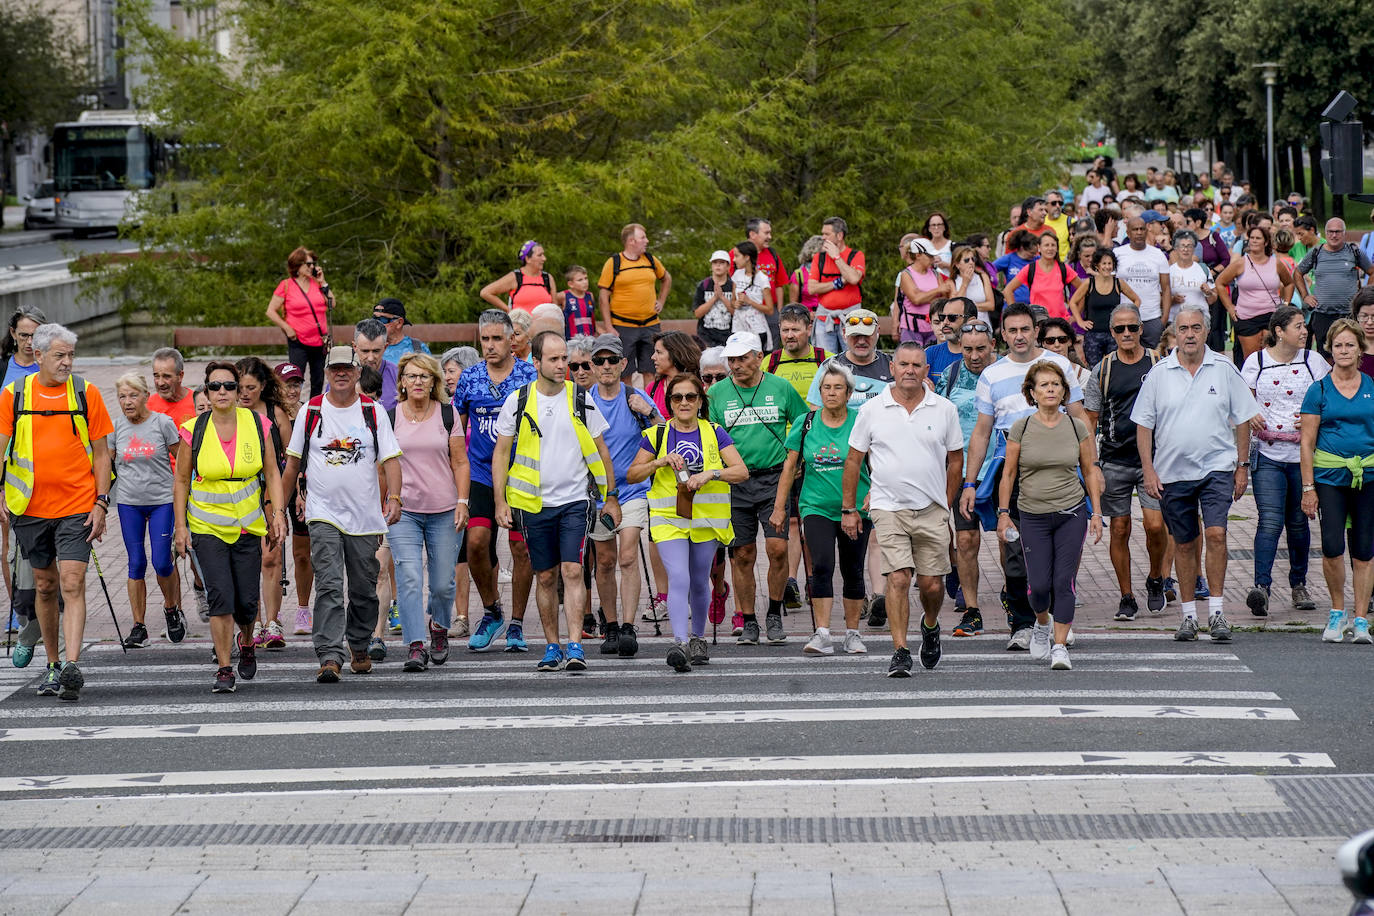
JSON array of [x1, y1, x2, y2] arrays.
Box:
[[183, 408, 267, 539], [4, 374, 92, 516], [505, 381, 608, 514], [645, 419, 735, 544]]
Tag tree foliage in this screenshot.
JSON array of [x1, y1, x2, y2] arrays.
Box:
[[103, 0, 1087, 328], [0, 1, 87, 136]]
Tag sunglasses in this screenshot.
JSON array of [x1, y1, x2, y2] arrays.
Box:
[[1047, 200, 1064, 207], [591, 355, 620, 366], [845, 315, 877, 326], [935, 313, 963, 323], [670, 392, 699, 403], [1041, 335, 1070, 345], [568, 361, 592, 372], [701, 373, 726, 384], [960, 321, 992, 334], [1111, 323, 1141, 334], [206, 380, 238, 392]]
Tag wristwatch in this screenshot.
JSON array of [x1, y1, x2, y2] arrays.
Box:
[[94, 494, 110, 509], [997, 507, 1011, 516], [841, 507, 858, 515], [606, 488, 620, 499], [711, 469, 722, 481], [1238, 461, 1251, 470]]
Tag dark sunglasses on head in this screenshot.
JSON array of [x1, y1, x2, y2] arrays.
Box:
[[206, 380, 238, 392], [960, 321, 992, 334], [1041, 335, 1070, 345], [779, 306, 811, 322], [568, 361, 592, 372], [701, 373, 726, 384], [670, 392, 699, 403], [1112, 323, 1141, 334], [591, 354, 620, 366]]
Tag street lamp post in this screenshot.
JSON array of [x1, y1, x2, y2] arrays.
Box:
[[1254, 62, 1281, 208]]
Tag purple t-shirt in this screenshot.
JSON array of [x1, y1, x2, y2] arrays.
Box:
[[639, 424, 735, 474]]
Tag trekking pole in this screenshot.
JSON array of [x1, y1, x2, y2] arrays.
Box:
[[638, 538, 661, 637], [89, 549, 127, 654]]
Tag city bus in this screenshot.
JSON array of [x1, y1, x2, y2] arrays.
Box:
[[50, 110, 171, 235]]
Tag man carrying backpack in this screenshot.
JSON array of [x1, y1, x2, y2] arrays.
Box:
[[807, 217, 866, 354], [281, 345, 403, 683], [598, 223, 672, 386], [0, 323, 113, 701], [1296, 218, 1374, 359], [372, 298, 431, 365]]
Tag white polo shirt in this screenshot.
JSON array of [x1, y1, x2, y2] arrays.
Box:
[[1130, 347, 1260, 484], [849, 385, 964, 512]]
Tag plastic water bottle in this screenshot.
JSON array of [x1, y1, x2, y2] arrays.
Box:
[[1003, 527, 1020, 543]]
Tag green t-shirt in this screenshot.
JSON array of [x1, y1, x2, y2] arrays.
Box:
[[708, 371, 809, 469], [784, 409, 870, 519]]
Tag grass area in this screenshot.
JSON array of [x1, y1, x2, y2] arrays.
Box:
[[2, 195, 17, 207]]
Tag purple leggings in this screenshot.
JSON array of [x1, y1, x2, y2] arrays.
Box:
[[657, 537, 717, 642], [1018, 502, 1089, 625]]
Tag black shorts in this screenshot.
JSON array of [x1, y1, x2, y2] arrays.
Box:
[[1234, 313, 1272, 338], [616, 323, 660, 377], [729, 465, 786, 547], [953, 502, 982, 532], [1160, 470, 1234, 543], [11, 513, 91, 570], [288, 491, 309, 537]]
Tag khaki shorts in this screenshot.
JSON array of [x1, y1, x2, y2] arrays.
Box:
[[872, 505, 952, 577], [588, 497, 649, 542]]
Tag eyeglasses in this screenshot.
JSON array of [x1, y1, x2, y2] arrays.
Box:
[[1357, 313, 1374, 323], [1111, 323, 1141, 334], [701, 373, 726, 384], [400, 372, 429, 381], [568, 361, 592, 372], [960, 321, 992, 334], [845, 315, 877, 327], [591, 355, 620, 366], [670, 393, 699, 403], [1041, 335, 1070, 345], [15, 332, 32, 341], [205, 380, 238, 392]]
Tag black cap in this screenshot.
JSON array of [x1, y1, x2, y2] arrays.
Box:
[[374, 297, 408, 325]]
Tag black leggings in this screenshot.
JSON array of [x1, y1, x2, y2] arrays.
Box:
[[287, 339, 327, 399], [1316, 482, 1374, 562], [802, 514, 871, 601], [1018, 503, 1088, 625]]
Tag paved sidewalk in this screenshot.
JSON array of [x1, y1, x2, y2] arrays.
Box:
[[15, 356, 1331, 651]]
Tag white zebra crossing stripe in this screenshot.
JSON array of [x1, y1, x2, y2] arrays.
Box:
[[0, 750, 1336, 793], [0, 689, 1285, 720], [0, 704, 1298, 743]]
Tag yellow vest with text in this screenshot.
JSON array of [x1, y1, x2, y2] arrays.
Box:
[[646, 419, 735, 544], [506, 382, 608, 513], [4, 374, 93, 516], [183, 409, 266, 541]]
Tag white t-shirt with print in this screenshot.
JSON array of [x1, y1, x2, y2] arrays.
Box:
[[1169, 261, 1212, 312], [730, 268, 772, 344], [1114, 244, 1170, 321], [287, 396, 402, 535], [496, 386, 610, 509], [1240, 348, 1330, 463]]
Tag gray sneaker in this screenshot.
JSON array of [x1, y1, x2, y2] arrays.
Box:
[[1006, 627, 1032, 651], [688, 636, 709, 666], [737, 619, 760, 645], [1175, 616, 1199, 641], [842, 631, 867, 654], [1208, 612, 1232, 642], [803, 631, 833, 656], [1291, 584, 1316, 611], [1028, 623, 1052, 661], [57, 661, 83, 702], [765, 612, 787, 645]]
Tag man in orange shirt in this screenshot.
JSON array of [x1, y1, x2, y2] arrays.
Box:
[[808, 216, 867, 355], [0, 324, 114, 701], [148, 347, 196, 429], [598, 223, 672, 385]]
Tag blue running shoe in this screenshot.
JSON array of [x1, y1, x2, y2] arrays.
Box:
[[12, 642, 33, 668], [503, 621, 528, 653], [5, 610, 18, 634], [1164, 577, 1179, 603], [565, 642, 587, 671], [1194, 576, 1210, 599], [537, 643, 565, 671], [387, 600, 401, 633], [468, 611, 507, 652]]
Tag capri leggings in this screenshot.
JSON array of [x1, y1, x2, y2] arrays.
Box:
[[802, 514, 871, 600], [657, 537, 717, 642], [1018, 502, 1089, 625], [1315, 482, 1374, 561], [118, 502, 175, 580]]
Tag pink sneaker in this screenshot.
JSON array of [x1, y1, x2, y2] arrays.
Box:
[[251, 620, 265, 647], [709, 583, 730, 625], [731, 613, 744, 636], [293, 606, 312, 635]]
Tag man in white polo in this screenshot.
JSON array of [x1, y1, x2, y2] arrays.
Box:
[[841, 341, 963, 678], [1132, 305, 1259, 643]]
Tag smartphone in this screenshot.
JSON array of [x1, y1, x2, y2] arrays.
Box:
[[600, 512, 615, 530]]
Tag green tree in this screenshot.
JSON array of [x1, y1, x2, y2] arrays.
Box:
[[100, 0, 1086, 329]]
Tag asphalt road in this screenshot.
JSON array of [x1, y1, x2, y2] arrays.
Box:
[[0, 232, 132, 269]]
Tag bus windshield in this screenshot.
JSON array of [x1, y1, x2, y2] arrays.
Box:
[[53, 125, 156, 193]]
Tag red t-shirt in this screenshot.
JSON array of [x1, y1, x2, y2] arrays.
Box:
[[1014, 260, 1073, 320], [810, 247, 866, 312], [273, 277, 330, 347], [148, 390, 196, 430]]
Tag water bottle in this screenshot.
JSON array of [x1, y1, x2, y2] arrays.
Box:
[[1003, 526, 1020, 544]]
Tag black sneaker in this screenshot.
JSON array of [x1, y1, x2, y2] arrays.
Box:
[[122, 622, 149, 649], [952, 608, 983, 637], [213, 666, 236, 693], [57, 661, 83, 702], [867, 596, 888, 629], [1246, 585, 1270, 618], [403, 641, 429, 672], [617, 623, 638, 658], [1114, 594, 1139, 621], [236, 634, 257, 681], [581, 612, 599, 640], [36, 662, 60, 697], [887, 647, 913, 678], [737, 618, 760, 645], [783, 577, 802, 611], [919, 623, 941, 670], [666, 642, 692, 672], [600, 621, 620, 655], [164, 607, 187, 643], [1145, 577, 1166, 614]]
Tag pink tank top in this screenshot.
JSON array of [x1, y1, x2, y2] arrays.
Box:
[[1235, 255, 1280, 320]]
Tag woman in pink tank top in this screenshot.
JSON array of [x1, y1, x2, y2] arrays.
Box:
[[1217, 225, 1293, 360], [478, 240, 556, 314]]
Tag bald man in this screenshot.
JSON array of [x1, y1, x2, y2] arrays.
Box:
[[1114, 217, 1172, 348]]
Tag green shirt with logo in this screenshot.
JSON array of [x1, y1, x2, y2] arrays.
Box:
[[708, 372, 809, 469], [784, 408, 870, 519]]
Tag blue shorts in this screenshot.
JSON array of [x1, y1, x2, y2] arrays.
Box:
[[1160, 470, 1234, 544], [516, 500, 592, 572]]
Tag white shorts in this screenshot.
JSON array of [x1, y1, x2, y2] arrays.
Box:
[[588, 497, 649, 542]]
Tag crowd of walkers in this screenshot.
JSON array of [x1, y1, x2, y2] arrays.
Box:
[[7, 157, 1374, 695]]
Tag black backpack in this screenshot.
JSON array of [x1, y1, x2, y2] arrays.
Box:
[[189, 410, 267, 482]]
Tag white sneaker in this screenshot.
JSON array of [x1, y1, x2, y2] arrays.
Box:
[[1029, 623, 1052, 661], [803, 631, 834, 656], [1322, 609, 1349, 643], [1064, 627, 1076, 648], [842, 631, 867, 654], [498, 567, 512, 584], [1050, 644, 1071, 670], [1007, 628, 1033, 651]]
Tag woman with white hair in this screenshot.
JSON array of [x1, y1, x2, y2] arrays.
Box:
[[111, 371, 184, 648], [509, 309, 533, 362]]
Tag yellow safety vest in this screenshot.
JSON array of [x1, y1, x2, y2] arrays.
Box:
[[4, 374, 93, 516], [505, 381, 608, 514], [183, 409, 266, 541], [646, 419, 735, 544]]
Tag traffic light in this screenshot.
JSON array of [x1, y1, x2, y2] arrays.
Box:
[[1321, 121, 1364, 195]]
